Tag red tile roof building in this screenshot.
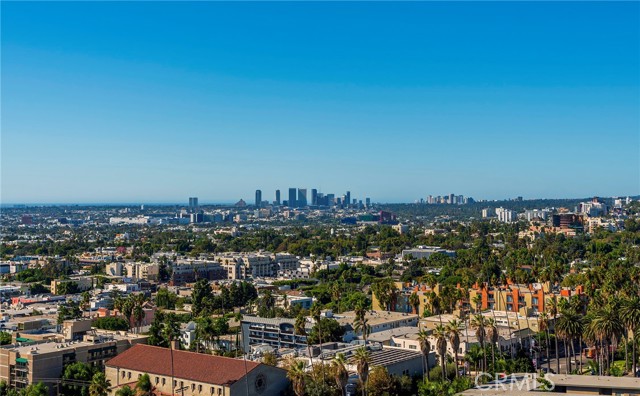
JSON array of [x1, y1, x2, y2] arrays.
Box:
[[105, 344, 289, 396]]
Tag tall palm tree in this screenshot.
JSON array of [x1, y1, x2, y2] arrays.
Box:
[[354, 316, 370, 345], [309, 303, 325, 381], [89, 372, 111, 396], [539, 312, 551, 372], [620, 296, 640, 376], [132, 293, 147, 333], [433, 324, 448, 382], [546, 296, 560, 374], [589, 303, 624, 375], [470, 314, 487, 372], [409, 292, 420, 315], [446, 319, 463, 378], [287, 360, 307, 396], [417, 328, 431, 380], [354, 347, 371, 396], [332, 353, 349, 396], [556, 309, 584, 374], [295, 313, 314, 375], [486, 318, 499, 371]]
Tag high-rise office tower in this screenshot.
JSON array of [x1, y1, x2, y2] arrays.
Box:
[[311, 189, 318, 206], [345, 191, 351, 208], [327, 194, 335, 206], [366, 197, 371, 207], [275, 190, 281, 205], [188, 197, 198, 212], [255, 190, 262, 207], [288, 188, 297, 208], [297, 188, 307, 207]]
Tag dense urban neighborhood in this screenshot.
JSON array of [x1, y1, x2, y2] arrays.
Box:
[[0, 195, 638, 396]]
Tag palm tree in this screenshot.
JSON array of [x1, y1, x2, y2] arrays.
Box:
[[354, 316, 370, 345], [620, 296, 640, 376], [446, 319, 463, 378], [556, 309, 584, 374], [332, 353, 349, 396], [310, 303, 325, 382], [589, 303, 624, 375], [287, 360, 307, 396], [486, 318, 499, 371], [354, 347, 371, 396], [294, 313, 314, 376], [114, 386, 135, 396], [547, 296, 560, 374], [417, 328, 431, 380], [539, 312, 551, 372], [89, 372, 110, 396], [433, 324, 448, 382], [470, 314, 487, 372], [135, 373, 153, 396], [409, 292, 420, 315]]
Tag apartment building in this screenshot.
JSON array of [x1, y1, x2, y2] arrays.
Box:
[[50, 276, 94, 294], [468, 282, 585, 316], [106, 344, 289, 396], [371, 282, 462, 318], [240, 315, 310, 353], [123, 263, 159, 281], [170, 261, 226, 284], [401, 246, 456, 260], [0, 330, 146, 394]]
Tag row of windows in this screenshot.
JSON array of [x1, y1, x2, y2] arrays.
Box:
[[120, 371, 224, 395]]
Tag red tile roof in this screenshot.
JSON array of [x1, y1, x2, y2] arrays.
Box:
[[106, 344, 260, 386]]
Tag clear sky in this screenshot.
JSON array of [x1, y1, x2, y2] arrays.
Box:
[[2, 1, 639, 204]]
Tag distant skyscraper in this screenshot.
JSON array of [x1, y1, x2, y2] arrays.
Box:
[[326, 194, 335, 206], [188, 197, 198, 212], [311, 189, 318, 206], [366, 197, 371, 207], [297, 188, 307, 207], [275, 190, 281, 205], [255, 190, 262, 207], [288, 188, 297, 208], [345, 191, 351, 207]]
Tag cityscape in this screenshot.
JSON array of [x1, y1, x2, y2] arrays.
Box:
[[2, 2, 639, 396]]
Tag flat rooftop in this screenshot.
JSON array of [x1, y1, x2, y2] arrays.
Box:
[[3, 331, 147, 356], [335, 310, 419, 327]]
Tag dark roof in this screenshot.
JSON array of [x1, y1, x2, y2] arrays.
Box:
[[106, 344, 260, 386]]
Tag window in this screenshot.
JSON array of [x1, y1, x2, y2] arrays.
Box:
[[198, 385, 202, 393], [191, 384, 195, 391], [155, 377, 159, 385], [409, 345, 417, 350], [162, 378, 166, 386], [121, 371, 125, 379], [127, 372, 131, 380]]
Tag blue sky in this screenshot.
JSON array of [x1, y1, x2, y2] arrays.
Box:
[[2, 1, 638, 204]]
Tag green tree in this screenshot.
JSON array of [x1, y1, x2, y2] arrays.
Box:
[[22, 383, 48, 396], [354, 347, 371, 396], [135, 373, 153, 396], [88, 372, 110, 396], [62, 362, 95, 396], [114, 386, 136, 396]]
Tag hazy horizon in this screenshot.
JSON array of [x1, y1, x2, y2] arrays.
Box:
[[2, 2, 639, 203]]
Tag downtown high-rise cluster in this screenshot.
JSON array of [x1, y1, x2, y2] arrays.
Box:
[[255, 188, 370, 209]]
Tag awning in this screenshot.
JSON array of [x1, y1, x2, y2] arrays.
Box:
[[15, 358, 28, 364]]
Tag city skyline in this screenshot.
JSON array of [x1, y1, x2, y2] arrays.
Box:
[[2, 1, 639, 203]]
